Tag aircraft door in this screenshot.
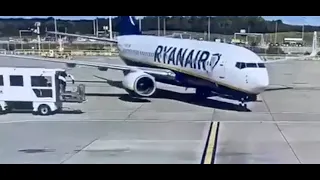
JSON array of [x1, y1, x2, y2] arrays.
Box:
[[218, 60, 226, 79]]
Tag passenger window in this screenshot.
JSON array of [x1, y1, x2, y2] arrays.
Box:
[[31, 76, 52, 87], [0, 75, 3, 86], [246, 63, 257, 68], [258, 63, 266, 68], [10, 75, 23, 86]]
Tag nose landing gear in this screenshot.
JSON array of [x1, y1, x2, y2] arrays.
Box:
[[238, 95, 257, 109], [239, 97, 248, 108]]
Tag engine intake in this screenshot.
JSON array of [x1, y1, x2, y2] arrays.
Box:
[[122, 71, 156, 97]]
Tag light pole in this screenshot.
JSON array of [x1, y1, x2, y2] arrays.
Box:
[[163, 17, 166, 36], [138, 17, 142, 32], [302, 25, 304, 40], [96, 18, 99, 37], [157, 16, 160, 36], [34, 22, 41, 52], [54, 17, 58, 41], [208, 16, 211, 41], [93, 20, 96, 35], [274, 21, 278, 44], [109, 16, 113, 39]]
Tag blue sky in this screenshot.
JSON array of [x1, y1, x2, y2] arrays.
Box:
[[1, 16, 319, 26]]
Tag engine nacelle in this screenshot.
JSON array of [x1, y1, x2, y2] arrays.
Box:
[[122, 71, 157, 97]]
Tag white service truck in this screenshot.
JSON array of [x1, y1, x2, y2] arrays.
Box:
[[0, 67, 86, 116]]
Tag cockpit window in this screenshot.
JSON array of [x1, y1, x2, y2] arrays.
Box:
[[236, 62, 241, 69], [235, 62, 245, 69], [240, 63, 245, 69], [246, 63, 257, 68], [236, 62, 266, 69]]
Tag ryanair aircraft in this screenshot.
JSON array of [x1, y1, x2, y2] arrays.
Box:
[[2, 16, 318, 108]]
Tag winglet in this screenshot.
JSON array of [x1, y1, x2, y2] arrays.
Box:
[[310, 31, 318, 56]]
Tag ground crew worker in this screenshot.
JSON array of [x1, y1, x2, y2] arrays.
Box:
[[58, 71, 75, 93]]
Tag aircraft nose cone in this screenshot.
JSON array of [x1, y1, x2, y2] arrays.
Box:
[[253, 74, 269, 93]]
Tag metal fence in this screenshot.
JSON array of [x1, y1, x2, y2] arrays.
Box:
[[0, 49, 119, 56]]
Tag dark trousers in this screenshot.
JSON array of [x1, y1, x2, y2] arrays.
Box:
[[60, 81, 66, 93]]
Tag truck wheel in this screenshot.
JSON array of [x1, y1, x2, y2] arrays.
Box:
[[37, 104, 51, 116]]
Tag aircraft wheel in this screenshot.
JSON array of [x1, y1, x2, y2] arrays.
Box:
[[238, 103, 247, 109], [239, 97, 248, 109], [243, 103, 247, 108]]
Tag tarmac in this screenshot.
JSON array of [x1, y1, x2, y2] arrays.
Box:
[[0, 56, 320, 164]]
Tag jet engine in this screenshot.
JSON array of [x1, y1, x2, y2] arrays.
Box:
[[122, 71, 157, 97]]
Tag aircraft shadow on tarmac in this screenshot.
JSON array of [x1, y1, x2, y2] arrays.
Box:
[[78, 76, 251, 112]]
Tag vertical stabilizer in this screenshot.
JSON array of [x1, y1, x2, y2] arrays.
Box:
[[310, 31, 318, 56], [119, 16, 142, 36]]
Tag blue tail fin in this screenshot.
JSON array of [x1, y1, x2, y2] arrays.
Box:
[[119, 16, 142, 36]]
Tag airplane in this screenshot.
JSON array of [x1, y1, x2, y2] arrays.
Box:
[[0, 16, 318, 109]]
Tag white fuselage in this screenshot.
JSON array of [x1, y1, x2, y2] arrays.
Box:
[[116, 35, 269, 95]]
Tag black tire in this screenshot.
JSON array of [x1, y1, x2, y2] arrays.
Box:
[[37, 104, 51, 116], [238, 103, 247, 109]]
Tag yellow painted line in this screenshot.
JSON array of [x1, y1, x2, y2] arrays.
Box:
[[204, 122, 219, 164]]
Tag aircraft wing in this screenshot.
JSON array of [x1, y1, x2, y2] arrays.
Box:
[[0, 54, 176, 78], [46, 31, 118, 43]]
